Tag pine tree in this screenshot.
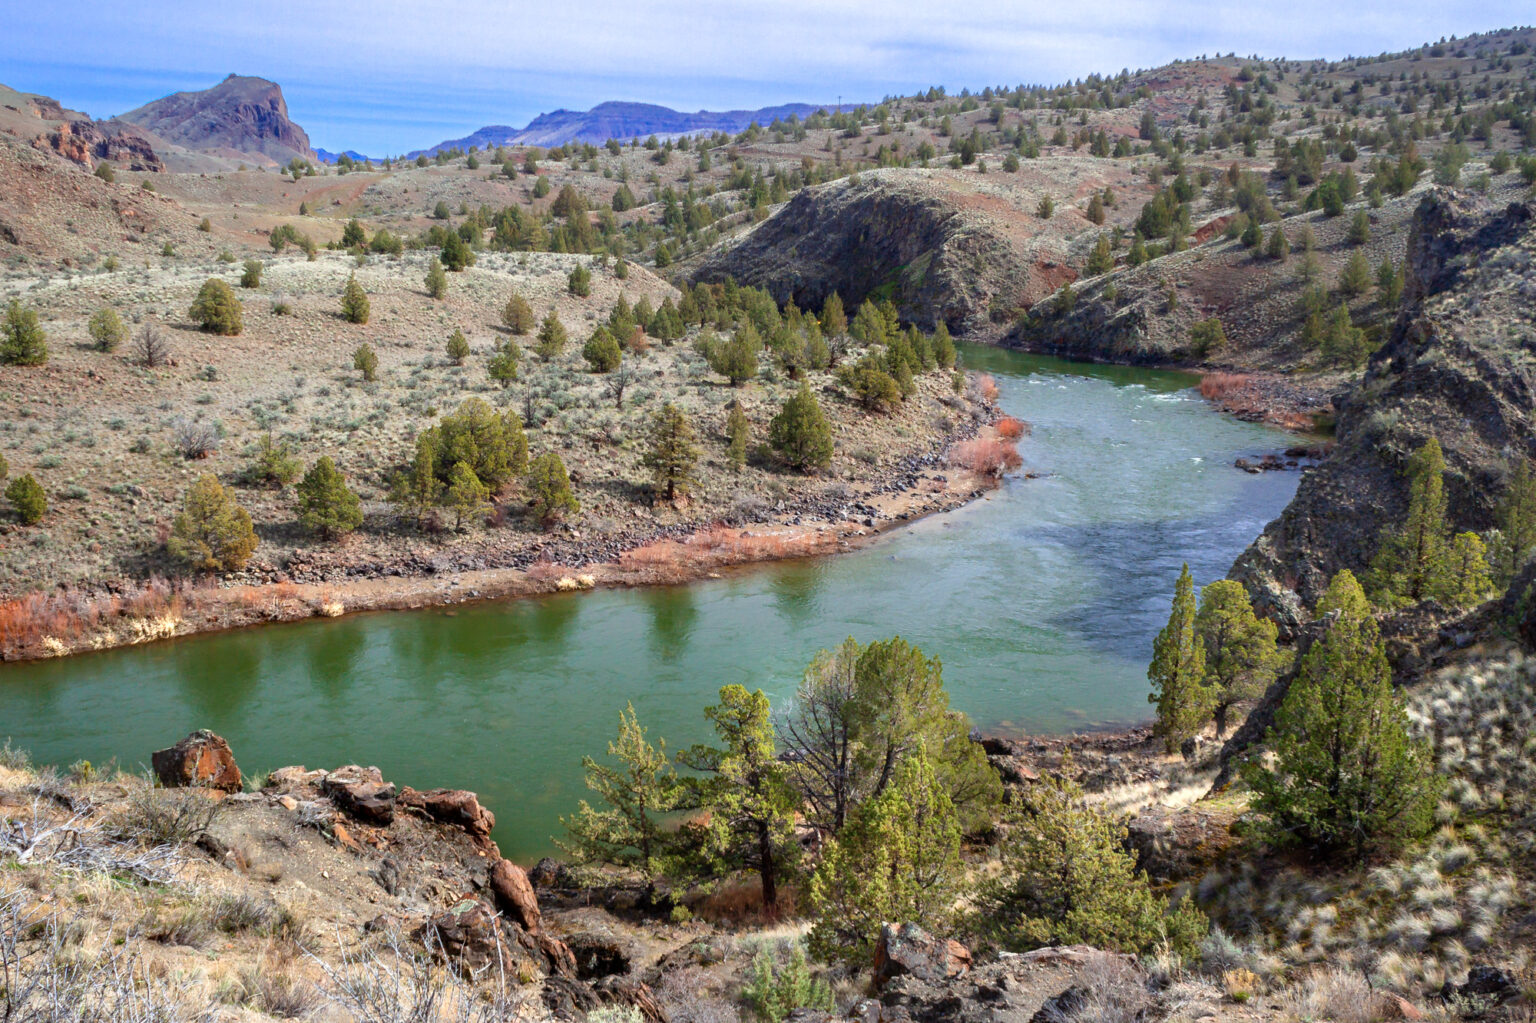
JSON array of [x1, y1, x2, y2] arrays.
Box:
[[1370, 437, 1450, 606], [502, 292, 535, 334], [970, 773, 1207, 955], [807, 750, 962, 965], [425, 256, 448, 299], [445, 328, 470, 365], [1491, 460, 1536, 585], [1196, 580, 1281, 737], [5, 473, 46, 525], [526, 451, 578, 527], [725, 401, 750, 471], [560, 703, 684, 876], [340, 274, 370, 324], [1148, 564, 1211, 753], [678, 685, 800, 908], [296, 456, 363, 539], [387, 436, 441, 528], [769, 383, 833, 472], [167, 475, 258, 572], [352, 343, 378, 381], [641, 403, 699, 501], [535, 311, 567, 360], [1244, 570, 1437, 861], [87, 307, 128, 351], [444, 460, 490, 530], [188, 279, 242, 336], [488, 338, 520, 387]]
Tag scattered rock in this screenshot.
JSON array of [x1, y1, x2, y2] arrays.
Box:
[[150, 730, 242, 793]]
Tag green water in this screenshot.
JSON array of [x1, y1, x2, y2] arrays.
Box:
[[0, 347, 1301, 862]]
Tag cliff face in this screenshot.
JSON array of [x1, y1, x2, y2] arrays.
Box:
[[0, 83, 162, 172], [118, 74, 315, 165], [691, 168, 1075, 333], [1232, 191, 1536, 626]]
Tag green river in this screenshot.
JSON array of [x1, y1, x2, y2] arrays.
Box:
[[0, 347, 1302, 862]]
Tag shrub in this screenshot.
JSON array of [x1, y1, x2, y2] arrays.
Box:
[[87, 307, 129, 351], [240, 260, 262, 288], [488, 338, 520, 387], [996, 416, 1027, 440], [526, 451, 579, 527], [950, 438, 1022, 477], [2, 300, 49, 365], [769, 384, 833, 472], [6, 474, 46, 525], [93, 162, 115, 182], [296, 456, 363, 539], [445, 328, 470, 365], [172, 418, 219, 459], [168, 475, 258, 572], [247, 433, 301, 487], [109, 785, 223, 845], [352, 343, 378, 381], [134, 321, 170, 367], [741, 942, 833, 1023], [340, 274, 370, 324], [582, 327, 622, 372], [188, 279, 243, 335], [1190, 317, 1227, 358]]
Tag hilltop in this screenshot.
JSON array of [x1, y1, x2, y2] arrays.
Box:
[[118, 74, 316, 169]]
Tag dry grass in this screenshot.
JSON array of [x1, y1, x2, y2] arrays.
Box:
[[1198, 372, 1254, 401]]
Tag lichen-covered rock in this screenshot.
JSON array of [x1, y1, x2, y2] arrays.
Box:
[[322, 765, 397, 824], [873, 923, 973, 990], [150, 730, 242, 792], [398, 786, 496, 840]]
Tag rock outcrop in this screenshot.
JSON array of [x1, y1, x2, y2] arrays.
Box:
[[872, 923, 973, 988], [150, 730, 242, 792], [118, 74, 315, 166], [1231, 191, 1536, 627], [692, 168, 1075, 333]]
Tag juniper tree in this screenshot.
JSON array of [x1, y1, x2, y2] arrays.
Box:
[[582, 327, 622, 372], [296, 456, 363, 539], [247, 433, 301, 487], [1490, 459, 1536, 585], [725, 401, 750, 471], [240, 260, 263, 289], [352, 343, 378, 381], [1348, 210, 1371, 246], [1339, 249, 1372, 298], [819, 292, 847, 337], [678, 685, 800, 908], [1196, 580, 1281, 737], [535, 311, 567, 360], [421, 398, 526, 489], [388, 436, 442, 528], [444, 460, 490, 530], [768, 383, 833, 472], [568, 262, 591, 297], [707, 326, 761, 385], [445, 328, 470, 366], [425, 256, 448, 299], [502, 292, 535, 334], [560, 703, 684, 876], [341, 218, 367, 248], [1244, 570, 1437, 861], [167, 475, 258, 572], [806, 750, 962, 965], [441, 230, 474, 271], [1086, 235, 1114, 275], [1149, 563, 1211, 753], [1370, 437, 1450, 606], [526, 451, 578, 527], [641, 403, 699, 501], [488, 338, 520, 387], [5, 474, 45, 525], [87, 307, 128, 351], [340, 274, 370, 324], [1266, 225, 1289, 261], [188, 280, 242, 336], [1443, 532, 1492, 608], [931, 323, 957, 369]]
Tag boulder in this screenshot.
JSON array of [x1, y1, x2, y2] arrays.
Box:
[[1124, 804, 1241, 884], [416, 898, 511, 974], [150, 730, 242, 793], [488, 858, 542, 934], [566, 931, 632, 980], [398, 786, 496, 840], [873, 923, 972, 989], [528, 856, 565, 888], [1441, 965, 1520, 1005], [322, 765, 396, 824]]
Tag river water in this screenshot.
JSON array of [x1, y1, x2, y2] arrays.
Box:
[[0, 346, 1301, 861]]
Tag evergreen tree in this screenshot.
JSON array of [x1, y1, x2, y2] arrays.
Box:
[[642, 403, 700, 501], [1443, 531, 1492, 608], [387, 436, 441, 528], [352, 343, 378, 381], [678, 685, 800, 908], [1086, 235, 1114, 275], [5, 473, 46, 525], [1339, 249, 1372, 298], [444, 460, 490, 530], [768, 383, 833, 472], [440, 230, 474, 271], [807, 750, 962, 965], [725, 401, 750, 471], [340, 274, 370, 324], [1149, 564, 1211, 753], [707, 326, 761, 385], [1266, 226, 1289, 261], [1370, 438, 1450, 606], [488, 338, 520, 387], [1244, 570, 1437, 861], [1086, 192, 1105, 225], [970, 773, 1207, 955], [582, 327, 622, 372], [535, 310, 567, 360], [188, 279, 242, 336], [247, 433, 301, 487], [1348, 210, 1371, 246], [526, 451, 578, 526], [850, 301, 889, 346], [445, 328, 470, 366], [931, 323, 957, 369], [1196, 580, 1281, 737], [819, 292, 847, 337], [568, 262, 591, 297], [425, 256, 448, 299], [296, 456, 363, 539], [239, 260, 263, 289], [560, 703, 684, 876], [502, 292, 535, 334], [87, 307, 128, 351], [1490, 459, 1536, 585], [167, 474, 258, 572], [341, 218, 367, 248], [421, 398, 527, 488], [1240, 217, 1263, 249]]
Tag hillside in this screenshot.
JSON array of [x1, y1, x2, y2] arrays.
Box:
[[118, 74, 316, 168]]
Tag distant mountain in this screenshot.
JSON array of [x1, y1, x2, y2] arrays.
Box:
[[315, 148, 373, 165], [413, 100, 828, 155], [118, 75, 315, 166]]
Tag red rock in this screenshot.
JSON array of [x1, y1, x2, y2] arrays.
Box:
[[150, 730, 242, 793], [489, 858, 542, 934], [398, 786, 496, 838], [872, 923, 972, 989]]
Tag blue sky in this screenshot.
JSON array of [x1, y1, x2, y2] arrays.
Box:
[[4, 2, 1530, 154]]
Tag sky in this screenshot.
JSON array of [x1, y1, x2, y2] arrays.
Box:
[[3, 1, 1531, 155]]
